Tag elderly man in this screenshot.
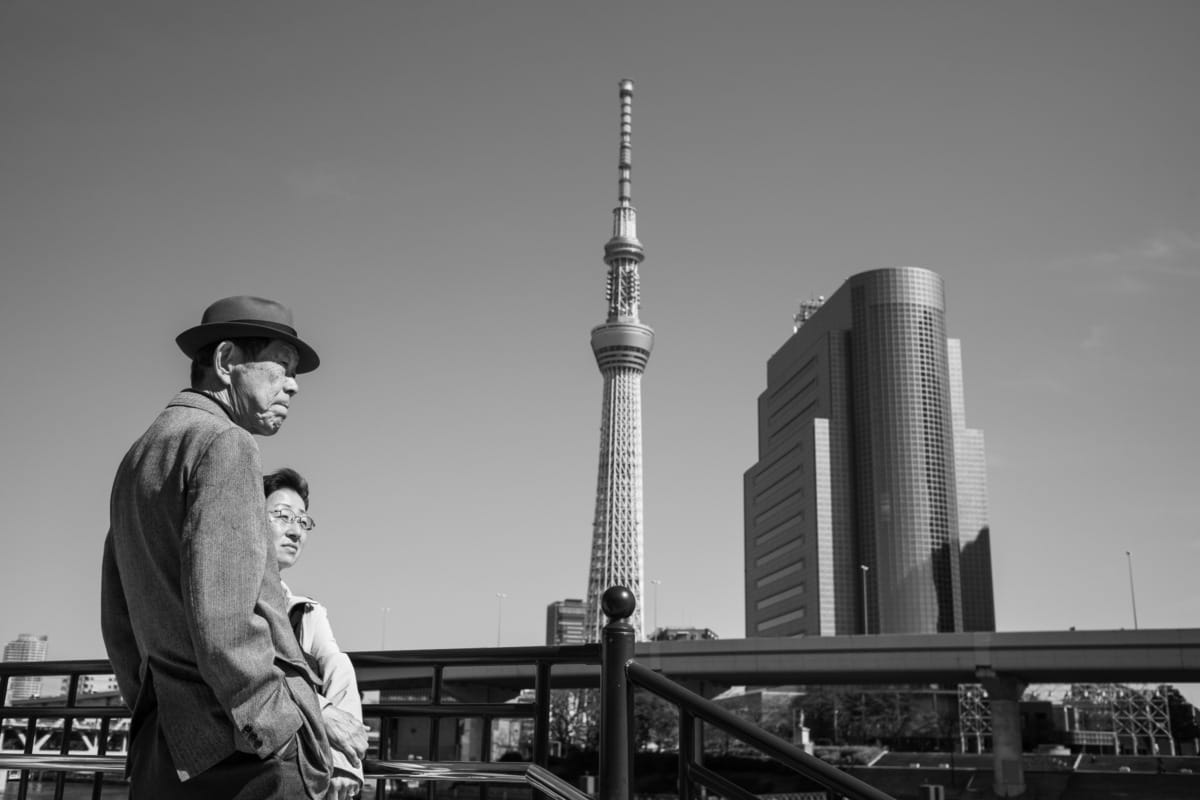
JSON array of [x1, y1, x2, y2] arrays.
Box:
[[101, 296, 367, 799]]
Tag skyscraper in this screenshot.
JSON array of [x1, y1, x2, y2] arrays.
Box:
[[546, 599, 587, 646], [744, 267, 994, 637], [585, 80, 653, 642], [3, 633, 49, 702]]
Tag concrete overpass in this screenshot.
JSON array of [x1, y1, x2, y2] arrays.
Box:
[[351, 627, 1200, 690]]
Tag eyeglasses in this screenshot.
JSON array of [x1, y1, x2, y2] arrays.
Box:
[[269, 507, 316, 532]]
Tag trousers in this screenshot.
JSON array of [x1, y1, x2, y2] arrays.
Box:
[[128, 705, 309, 799]]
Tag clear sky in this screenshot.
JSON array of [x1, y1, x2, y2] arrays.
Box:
[[2, 1, 1198, 695]]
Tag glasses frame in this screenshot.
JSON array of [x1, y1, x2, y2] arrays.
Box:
[[268, 506, 316, 532]]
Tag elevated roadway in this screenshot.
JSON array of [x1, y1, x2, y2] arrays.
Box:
[[350, 627, 1200, 691]]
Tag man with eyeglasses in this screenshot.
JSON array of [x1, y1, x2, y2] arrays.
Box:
[[100, 296, 346, 799]]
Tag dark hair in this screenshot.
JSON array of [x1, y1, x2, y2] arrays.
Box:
[[189, 337, 274, 388], [263, 467, 310, 508]]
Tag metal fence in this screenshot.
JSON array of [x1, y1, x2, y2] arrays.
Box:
[[2, 589, 893, 800]]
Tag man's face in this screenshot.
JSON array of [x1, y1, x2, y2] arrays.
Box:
[[226, 339, 300, 436]]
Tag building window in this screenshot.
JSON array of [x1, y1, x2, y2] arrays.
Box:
[[756, 584, 805, 610], [756, 607, 806, 632]]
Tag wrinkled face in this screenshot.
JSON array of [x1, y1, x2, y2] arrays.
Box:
[[268, 487, 309, 571], [226, 340, 300, 436]]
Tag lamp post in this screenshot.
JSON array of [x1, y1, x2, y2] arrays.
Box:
[[1125, 551, 1139, 630], [495, 592, 508, 646], [650, 579, 662, 634], [381, 606, 389, 650], [859, 565, 870, 634]]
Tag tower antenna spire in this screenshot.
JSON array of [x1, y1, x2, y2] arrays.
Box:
[[618, 78, 633, 209]]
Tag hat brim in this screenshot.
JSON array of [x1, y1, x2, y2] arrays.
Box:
[[176, 322, 320, 374]]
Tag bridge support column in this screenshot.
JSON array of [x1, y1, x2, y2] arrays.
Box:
[[982, 676, 1027, 798]]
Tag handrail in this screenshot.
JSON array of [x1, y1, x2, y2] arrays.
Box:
[[0, 754, 126, 774], [0, 754, 591, 800], [599, 585, 897, 800], [627, 662, 895, 800], [365, 759, 592, 800]]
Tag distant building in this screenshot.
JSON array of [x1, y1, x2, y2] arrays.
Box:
[[744, 267, 995, 637], [648, 627, 719, 642], [712, 686, 808, 750], [3, 633, 49, 701], [546, 599, 587, 645], [60, 674, 120, 696]]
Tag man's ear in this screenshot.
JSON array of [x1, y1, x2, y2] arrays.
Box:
[[213, 340, 239, 386]]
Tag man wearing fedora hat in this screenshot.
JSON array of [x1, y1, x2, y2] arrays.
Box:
[[101, 296, 364, 798]]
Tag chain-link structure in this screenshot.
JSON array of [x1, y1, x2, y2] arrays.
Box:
[[585, 80, 653, 642]]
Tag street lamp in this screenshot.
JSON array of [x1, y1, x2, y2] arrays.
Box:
[[495, 592, 508, 646], [1125, 552, 1139, 630], [381, 606, 390, 650], [650, 579, 662, 634], [860, 565, 870, 635]]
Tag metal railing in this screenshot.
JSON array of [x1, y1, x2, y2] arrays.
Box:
[[598, 586, 894, 800], [1, 662, 128, 800], [1, 587, 895, 800], [352, 642, 598, 800]]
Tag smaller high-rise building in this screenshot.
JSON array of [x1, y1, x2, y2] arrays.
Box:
[[546, 599, 587, 646], [3, 633, 49, 702]]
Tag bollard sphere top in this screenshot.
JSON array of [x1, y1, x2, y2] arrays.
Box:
[[601, 586, 637, 621]]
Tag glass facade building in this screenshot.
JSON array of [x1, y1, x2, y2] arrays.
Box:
[[744, 268, 995, 637]]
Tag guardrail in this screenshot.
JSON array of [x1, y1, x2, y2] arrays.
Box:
[[2, 587, 896, 800], [598, 586, 895, 800]]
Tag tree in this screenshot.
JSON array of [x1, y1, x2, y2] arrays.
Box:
[[633, 690, 678, 752], [1159, 685, 1200, 745], [790, 688, 839, 743], [548, 689, 599, 753]]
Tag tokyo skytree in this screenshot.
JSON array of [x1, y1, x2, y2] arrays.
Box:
[[585, 80, 654, 642]]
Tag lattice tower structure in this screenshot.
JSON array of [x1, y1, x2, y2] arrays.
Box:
[[957, 683, 991, 753], [1068, 683, 1175, 755], [585, 79, 654, 642]]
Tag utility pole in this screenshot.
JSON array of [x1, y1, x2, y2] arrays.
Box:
[[650, 579, 662, 634], [1125, 551, 1139, 629], [860, 565, 870, 634]]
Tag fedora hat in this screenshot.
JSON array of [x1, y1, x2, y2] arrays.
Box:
[[176, 296, 320, 373]]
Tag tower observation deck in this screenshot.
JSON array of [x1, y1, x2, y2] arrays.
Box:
[[585, 80, 654, 641]]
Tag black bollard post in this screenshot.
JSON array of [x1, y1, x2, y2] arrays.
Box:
[[599, 586, 637, 800]]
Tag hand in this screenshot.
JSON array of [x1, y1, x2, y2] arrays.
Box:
[[328, 774, 361, 799], [321, 705, 369, 765]]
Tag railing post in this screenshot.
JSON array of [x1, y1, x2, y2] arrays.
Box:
[[599, 586, 636, 800]]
